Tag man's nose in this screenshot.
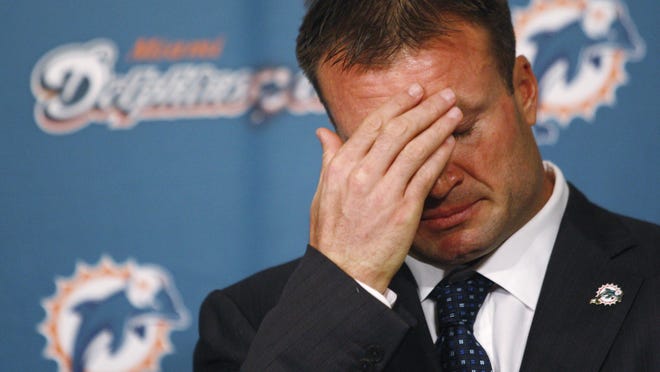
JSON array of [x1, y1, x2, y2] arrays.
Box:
[[429, 165, 463, 199]]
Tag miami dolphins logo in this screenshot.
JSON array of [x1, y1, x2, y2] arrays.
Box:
[[38, 257, 189, 372], [589, 283, 623, 305], [513, 0, 645, 144]]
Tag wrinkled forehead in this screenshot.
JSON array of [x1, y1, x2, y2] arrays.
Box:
[[316, 26, 501, 137]]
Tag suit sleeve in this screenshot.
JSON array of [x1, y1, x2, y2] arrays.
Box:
[[194, 246, 413, 372]]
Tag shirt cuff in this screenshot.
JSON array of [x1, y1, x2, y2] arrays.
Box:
[[355, 279, 398, 308]]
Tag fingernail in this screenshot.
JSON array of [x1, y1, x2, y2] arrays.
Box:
[[440, 88, 455, 102], [447, 106, 462, 120], [408, 83, 423, 97]]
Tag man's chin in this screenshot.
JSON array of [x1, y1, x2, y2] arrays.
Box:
[[411, 229, 494, 266]]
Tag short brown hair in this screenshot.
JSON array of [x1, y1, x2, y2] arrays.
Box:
[[296, 0, 516, 94]]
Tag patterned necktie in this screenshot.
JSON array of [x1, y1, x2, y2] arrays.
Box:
[[430, 272, 494, 372]]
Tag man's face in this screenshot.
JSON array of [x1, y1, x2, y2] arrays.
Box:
[[316, 23, 554, 265]]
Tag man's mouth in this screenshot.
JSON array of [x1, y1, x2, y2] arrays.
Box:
[[420, 200, 480, 229]]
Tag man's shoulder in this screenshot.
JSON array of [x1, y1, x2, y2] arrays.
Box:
[[202, 258, 302, 328], [616, 212, 660, 242], [611, 212, 660, 274], [566, 184, 659, 233], [224, 258, 301, 297], [564, 184, 660, 273]]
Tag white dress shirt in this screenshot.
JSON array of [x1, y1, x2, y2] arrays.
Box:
[[359, 161, 569, 371]]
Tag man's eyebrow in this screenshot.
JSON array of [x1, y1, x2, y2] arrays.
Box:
[[456, 99, 485, 118], [455, 96, 482, 110]]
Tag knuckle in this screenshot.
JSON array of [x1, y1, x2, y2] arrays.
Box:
[[401, 142, 427, 161], [325, 159, 344, 179], [392, 115, 416, 130], [428, 102, 446, 120], [381, 120, 408, 139], [348, 167, 370, 191], [423, 96, 449, 118], [362, 114, 385, 133], [393, 94, 412, 111]]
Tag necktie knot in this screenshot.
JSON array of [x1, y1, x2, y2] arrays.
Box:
[[431, 272, 493, 327]]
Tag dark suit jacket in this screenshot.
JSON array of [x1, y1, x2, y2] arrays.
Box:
[[194, 187, 660, 371]]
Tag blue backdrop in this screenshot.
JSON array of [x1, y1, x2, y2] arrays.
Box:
[[1, 1, 657, 371]]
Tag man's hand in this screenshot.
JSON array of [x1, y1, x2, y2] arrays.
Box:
[[309, 83, 462, 293]]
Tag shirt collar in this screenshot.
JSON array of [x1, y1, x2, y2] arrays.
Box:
[[405, 161, 569, 311]]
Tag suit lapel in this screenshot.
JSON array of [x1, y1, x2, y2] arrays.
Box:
[[520, 187, 643, 371], [386, 264, 441, 371]]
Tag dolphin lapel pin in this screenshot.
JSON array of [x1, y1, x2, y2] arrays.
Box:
[[589, 283, 623, 306]]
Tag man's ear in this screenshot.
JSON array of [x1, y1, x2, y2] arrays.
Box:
[[513, 55, 539, 126]]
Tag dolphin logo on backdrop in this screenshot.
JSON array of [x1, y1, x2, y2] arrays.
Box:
[[38, 257, 189, 372], [513, 0, 645, 144]]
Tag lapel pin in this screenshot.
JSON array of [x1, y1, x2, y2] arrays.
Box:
[[589, 283, 623, 306]]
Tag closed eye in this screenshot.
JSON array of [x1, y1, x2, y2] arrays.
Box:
[[453, 117, 477, 138]]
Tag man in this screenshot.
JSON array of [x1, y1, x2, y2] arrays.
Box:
[[194, 1, 659, 371]]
